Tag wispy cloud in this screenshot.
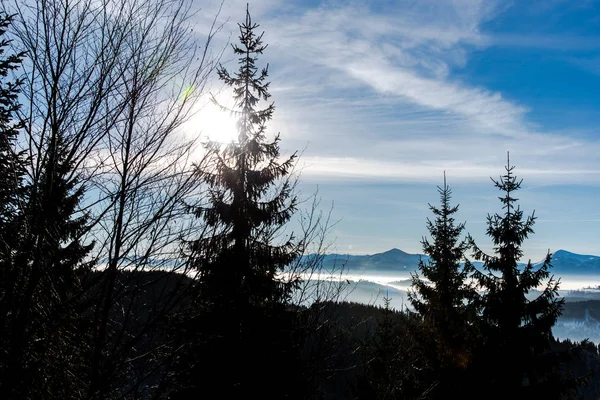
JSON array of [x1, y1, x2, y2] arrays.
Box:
[[183, 0, 600, 258], [265, 1, 527, 136], [298, 156, 600, 185], [489, 33, 600, 51], [188, 0, 600, 185]]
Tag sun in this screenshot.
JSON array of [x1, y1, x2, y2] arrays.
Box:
[[192, 99, 239, 144], [181, 87, 239, 146], [178, 91, 241, 165]]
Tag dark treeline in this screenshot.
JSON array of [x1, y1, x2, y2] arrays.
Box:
[[0, 2, 598, 399]]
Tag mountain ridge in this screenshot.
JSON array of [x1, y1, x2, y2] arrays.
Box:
[[313, 248, 600, 274]]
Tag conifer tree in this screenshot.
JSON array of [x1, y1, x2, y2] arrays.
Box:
[[408, 173, 478, 397], [468, 153, 572, 399], [0, 13, 93, 397], [0, 12, 25, 268], [171, 6, 302, 398], [356, 295, 435, 400], [368, 295, 401, 397], [5, 131, 95, 399], [0, 12, 30, 397], [193, 5, 298, 313]]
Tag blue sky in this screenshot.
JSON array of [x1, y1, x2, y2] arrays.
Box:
[[188, 0, 600, 261]]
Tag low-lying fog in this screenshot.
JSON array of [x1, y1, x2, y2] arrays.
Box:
[[293, 272, 600, 343]]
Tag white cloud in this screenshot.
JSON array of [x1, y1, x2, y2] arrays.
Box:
[[297, 156, 600, 186]]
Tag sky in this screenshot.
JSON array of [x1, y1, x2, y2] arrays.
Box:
[[185, 0, 600, 262]]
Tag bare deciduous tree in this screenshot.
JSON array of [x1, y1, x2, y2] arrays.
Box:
[[4, 0, 224, 397], [4, 0, 349, 397]]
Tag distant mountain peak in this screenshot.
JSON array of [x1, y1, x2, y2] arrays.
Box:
[[383, 248, 409, 255], [315, 247, 427, 271], [553, 249, 597, 258], [553, 249, 576, 257]]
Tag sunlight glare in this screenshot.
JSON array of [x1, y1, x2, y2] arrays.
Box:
[[182, 88, 239, 147], [195, 101, 239, 144]]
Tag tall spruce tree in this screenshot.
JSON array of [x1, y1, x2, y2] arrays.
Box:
[[171, 6, 302, 399], [7, 131, 94, 399], [0, 14, 25, 233], [0, 12, 25, 279], [0, 12, 29, 398], [0, 13, 93, 397], [194, 5, 298, 313], [468, 153, 572, 399], [408, 173, 478, 398]]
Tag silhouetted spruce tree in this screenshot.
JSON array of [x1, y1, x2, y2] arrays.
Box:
[[0, 12, 30, 398], [3, 126, 94, 400], [358, 295, 432, 400], [0, 13, 25, 237], [170, 6, 302, 399], [0, 12, 26, 279], [366, 295, 401, 398], [408, 173, 478, 398], [0, 23, 93, 396], [468, 153, 576, 399]]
